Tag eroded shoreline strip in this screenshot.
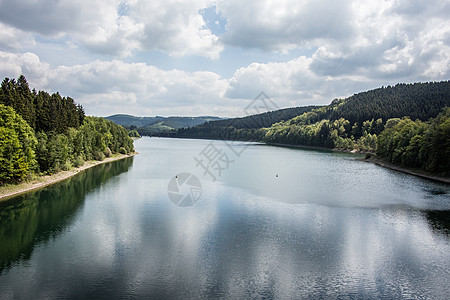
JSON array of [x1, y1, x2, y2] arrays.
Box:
[[0, 153, 137, 202]]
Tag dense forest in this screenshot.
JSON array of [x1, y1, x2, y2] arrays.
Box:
[[0, 76, 134, 183], [177, 106, 320, 140], [179, 81, 450, 175]]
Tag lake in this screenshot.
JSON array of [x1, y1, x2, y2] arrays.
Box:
[[1, 137, 449, 299]]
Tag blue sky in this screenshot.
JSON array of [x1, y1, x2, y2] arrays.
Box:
[[0, 0, 449, 117]]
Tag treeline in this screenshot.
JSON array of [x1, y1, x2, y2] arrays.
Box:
[[261, 116, 380, 152], [261, 107, 450, 173], [178, 81, 450, 175], [0, 76, 134, 183], [328, 82, 450, 125], [1, 76, 85, 133], [377, 108, 450, 173], [178, 105, 319, 140], [276, 81, 450, 138]]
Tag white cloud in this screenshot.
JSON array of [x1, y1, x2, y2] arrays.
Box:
[[225, 56, 372, 108], [0, 51, 51, 87], [0, 23, 34, 50], [127, 0, 223, 58], [0, 51, 230, 116], [0, 0, 223, 58], [217, 0, 450, 80], [0, 0, 449, 117], [217, 0, 353, 50]]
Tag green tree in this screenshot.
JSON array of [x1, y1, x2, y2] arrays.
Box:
[[0, 104, 37, 182]]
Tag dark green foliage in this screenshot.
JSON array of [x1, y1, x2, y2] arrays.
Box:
[[268, 81, 450, 140], [34, 116, 134, 173], [329, 82, 450, 125], [178, 81, 449, 174], [178, 106, 319, 140], [262, 118, 358, 150], [0, 76, 85, 133], [128, 129, 140, 138], [0, 104, 37, 181], [0, 76, 135, 182], [377, 108, 450, 174]]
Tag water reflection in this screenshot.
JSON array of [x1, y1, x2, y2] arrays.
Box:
[[425, 210, 450, 235], [0, 138, 449, 299], [0, 157, 134, 274]]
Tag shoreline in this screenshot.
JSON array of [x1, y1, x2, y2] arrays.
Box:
[[360, 156, 450, 184], [0, 152, 138, 202], [176, 137, 449, 183], [154, 136, 450, 184], [268, 142, 449, 183], [265, 142, 372, 154]]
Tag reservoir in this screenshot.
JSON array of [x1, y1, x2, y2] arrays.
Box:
[[0, 137, 449, 298]]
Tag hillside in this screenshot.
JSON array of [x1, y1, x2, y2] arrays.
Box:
[[288, 81, 450, 126], [106, 115, 221, 135], [0, 76, 135, 183], [105, 114, 163, 128], [177, 106, 320, 139], [178, 81, 450, 174]]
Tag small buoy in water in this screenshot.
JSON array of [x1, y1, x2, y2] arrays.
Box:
[[276, 174, 278, 178]]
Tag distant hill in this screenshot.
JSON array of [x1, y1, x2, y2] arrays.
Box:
[[105, 114, 163, 128], [180, 81, 450, 140], [177, 106, 321, 139], [106, 114, 222, 135], [312, 81, 450, 125]]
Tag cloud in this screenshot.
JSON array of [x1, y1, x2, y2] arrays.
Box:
[[217, 0, 353, 50], [218, 0, 450, 80], [0, 0, 90, 35], [225, 56, 369, 108], [127, 0, 223, 58], [0, 51, 51, 87], [0, 0, 223, 58], [0, 1, 449, 117], [0, 23, 34, 51], [0, 51, 230, 116]]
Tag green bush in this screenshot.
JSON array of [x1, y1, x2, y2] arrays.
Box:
[[72, 155, 85, 167], [61, 161, 72, 171], [93, 151, 105, 161], [119, 147, 127, 155], [0, 104, 37, 182], [104, 147, 112, 158]]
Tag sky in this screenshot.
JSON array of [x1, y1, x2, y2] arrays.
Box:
[[0, 0, 449, 117]]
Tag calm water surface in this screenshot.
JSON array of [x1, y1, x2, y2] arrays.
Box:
[[0, 137, 449, 299]]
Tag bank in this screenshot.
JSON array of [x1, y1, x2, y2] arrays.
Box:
[[267, 142, 449, 184], [0, 152, 138, 202], [361, 156, 450, 184]]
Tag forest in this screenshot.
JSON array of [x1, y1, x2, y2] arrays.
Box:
[[179, 81, 450, 175], [0, 76, 134, 183], [177, 105, 320, 140]]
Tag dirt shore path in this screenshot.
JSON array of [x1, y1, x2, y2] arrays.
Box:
[[0, 153, 137, 202]]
